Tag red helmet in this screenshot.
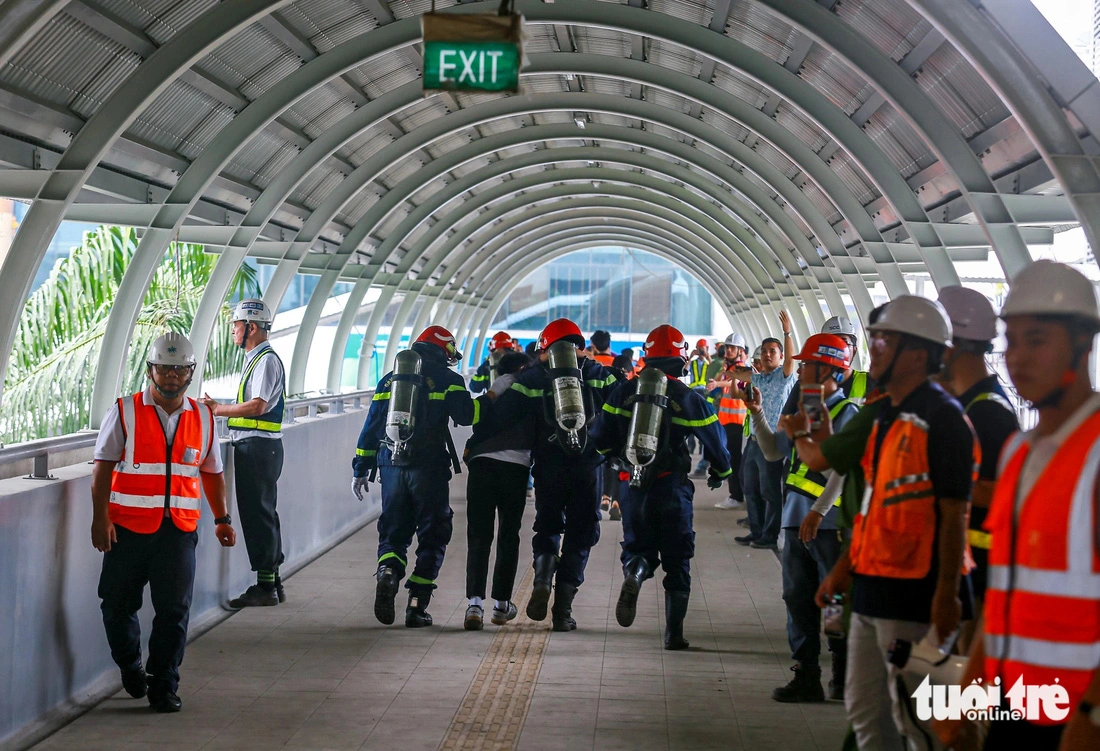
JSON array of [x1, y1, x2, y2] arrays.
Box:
[[537, 318, 585, 350], [696, 338, 708, 349], [489, 331, 514, 352], [644, 325, 689, 360], [415, 325, 463, 365], [793, 334, 851, 370]]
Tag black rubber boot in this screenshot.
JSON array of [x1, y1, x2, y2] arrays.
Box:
[[526, 554, 557, 621], [828, 650, 846, 701], [551, 583, 579, 632], [771, 663, 825, 703], [664, 590, 690, 650], [228, 583, 278, 609], [274, 573, 286, 604], [615, 556, 651, 628], [374, 564, 400, 625], [405, 588, 434, 628]]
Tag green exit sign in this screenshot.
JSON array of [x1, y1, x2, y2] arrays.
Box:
[[423, 41, 520, 92]]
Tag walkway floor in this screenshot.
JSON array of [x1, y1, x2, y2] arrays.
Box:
[[36, 477, 847, 750]]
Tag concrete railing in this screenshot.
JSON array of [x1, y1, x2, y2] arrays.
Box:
[[0, 392, 380, 750]]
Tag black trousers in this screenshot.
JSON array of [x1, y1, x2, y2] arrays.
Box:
[[723, 423, 744, 500], [465, 457, 530, 600], [99, 522, 198, 693], [233, 437, 284, 574]]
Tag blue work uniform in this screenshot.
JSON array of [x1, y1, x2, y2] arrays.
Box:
[[592, 371, 732, 592], [475, 357, 618, 587], [469, 359, 491, 394], [353, 346, 481, 592]]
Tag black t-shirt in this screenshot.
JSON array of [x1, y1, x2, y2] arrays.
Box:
[[958, 375, 1019, 480], [852, 381, 976, 622]]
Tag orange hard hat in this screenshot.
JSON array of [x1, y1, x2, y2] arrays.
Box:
[[696, 338, 708, 349], [537, 318, 585, 350], [792, 333, 851, 370], [414, 325, 462, 364], [644, 325, 689, 360]]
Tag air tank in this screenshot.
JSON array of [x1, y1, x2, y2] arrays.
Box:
[[386, 349, 423, 460]]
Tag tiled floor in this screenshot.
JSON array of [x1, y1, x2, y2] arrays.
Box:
[[35, 477, 847, 750]]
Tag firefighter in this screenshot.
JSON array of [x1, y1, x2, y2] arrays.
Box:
[[936, 286, 1018, 652], [476, 318, 618, 631], [816, 295, 976, 750], [593, 325, 731, 650], [93, 333, 236, 712], [709, 333, 749, 509], [470, 331, 514, 394], [937, 261, 1100, 751], [352, 326, 481, 628], [202, 298, 286, 608]]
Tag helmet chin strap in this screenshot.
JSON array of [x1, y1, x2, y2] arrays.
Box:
[[239, 321, 252, 350], [153, 375, 193, 400], [1031, 340, 1088, 410]]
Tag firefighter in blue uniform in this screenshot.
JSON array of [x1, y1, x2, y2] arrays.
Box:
[[351, 326, 481, 628], [476, 318, 618, 631], [469, 331, 515, 394], [592, 325, 732, 650]]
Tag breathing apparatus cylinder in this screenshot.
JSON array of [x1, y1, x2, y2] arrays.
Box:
[[547, 340, 586, 451], [386, 349, 423, 462], [489, 348, 506, 383], [626, 368, 668, 487], [888, 635, 967, 686]]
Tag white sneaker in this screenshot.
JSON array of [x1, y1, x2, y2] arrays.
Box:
[[714, 496, 743, 510]]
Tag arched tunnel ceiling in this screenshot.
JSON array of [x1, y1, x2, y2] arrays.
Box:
[[0, 0, 1097, 416]]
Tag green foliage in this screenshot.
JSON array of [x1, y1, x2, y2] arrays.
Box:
[[1, 225, 259, 443]]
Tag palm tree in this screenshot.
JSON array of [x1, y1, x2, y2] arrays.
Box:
[[1, 225, 259, 444]]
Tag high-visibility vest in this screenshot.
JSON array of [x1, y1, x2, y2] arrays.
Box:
[[716, 367, 746, 426], [688, 358, 708, 389], [850, 409, 979, 579], [964, 389, 1016, 551], [593, 352, 616, 367], [110, 393, 215, 534], [983, 411, 1100, 725], [786, 398, 854, 506], [847, 371, 870, 403], [227, 344, 285, 433]]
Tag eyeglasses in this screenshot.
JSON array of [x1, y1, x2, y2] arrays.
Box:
[[150, 363, 194, 375]]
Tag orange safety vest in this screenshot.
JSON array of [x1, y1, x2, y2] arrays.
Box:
[[109, 393, 215, 534], [593, 352, 615, 367], [850, 411, 978, 579], [983, 411, 1100, 724], [716, 367, 746, 426]]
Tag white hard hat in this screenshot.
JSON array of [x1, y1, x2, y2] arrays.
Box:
[[866, 295, 952, 347], [724, 332, 747, 349], [232, 298, 274, 328], [1000, 260, 1100, 326], [821, 315, 856, 338], [148, 332, 196, 366], [938, 286, 997, 342], [752, 345, 762, 359]]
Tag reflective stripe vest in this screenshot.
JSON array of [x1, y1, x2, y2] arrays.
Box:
[[716, 367, 746, 426], [786, 398, 854, 505], [847, 371, 870, 403], [983, 411, 1100, 724], [688, 358, 708, 389], [850, 410, 979, 579], [964, 390, 1015, 552], [228, 344, 285, 433], [110, 393, 214, 533]]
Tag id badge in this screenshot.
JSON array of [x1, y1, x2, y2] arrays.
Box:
[[183, 447, 199, 464]]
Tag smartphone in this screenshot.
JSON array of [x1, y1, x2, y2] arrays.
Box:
[[823, 594, 845, 638], [744, 381, 756, 402], [801, 383, 825, 430]]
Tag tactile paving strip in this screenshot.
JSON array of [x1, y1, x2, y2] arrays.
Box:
[[438, 568, 550, 750]]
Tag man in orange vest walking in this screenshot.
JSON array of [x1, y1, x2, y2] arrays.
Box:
[[817, 296, 976, 750], [92, 333, 236, 713], [937, 260, 1100, 751]]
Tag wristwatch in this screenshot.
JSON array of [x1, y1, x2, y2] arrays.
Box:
[[214, 514, 232, 526], [1079, 700, 1100, 727], [793, 430, 811, 439]]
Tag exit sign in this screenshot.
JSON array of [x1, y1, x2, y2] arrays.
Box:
[[421, 12, 524, 94], [424, 42, 520, 91]]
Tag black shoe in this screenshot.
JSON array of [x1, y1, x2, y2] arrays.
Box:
[[750, 539, 778, 550], [771, 663, 825, 703], [734, 534, 757, 546], [120, 664, 147, 699], [228, 584, 278, 609], [551, 583, 579, 632], [828, 651, 845, 701], [664, 590, 690, 650], [375, 565, 400, 625], [405, 590, 433, 628], [148, 688, 182, 713], [616, 557, 650, 628], [526, 554, 557, 621], [608, 501, 622, 521], [274, 574, 286, 604]]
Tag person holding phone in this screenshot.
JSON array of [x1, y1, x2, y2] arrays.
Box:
[[746, 334, 861, 702], [708, 333, 750, 509]]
